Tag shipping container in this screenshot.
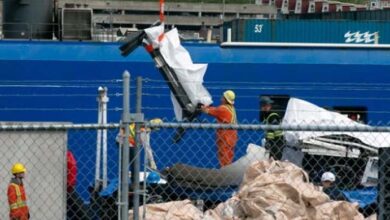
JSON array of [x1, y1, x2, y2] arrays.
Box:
[[223, 19, 390, 44]]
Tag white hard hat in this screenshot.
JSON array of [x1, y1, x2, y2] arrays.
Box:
[[321, 172, 336, 182]]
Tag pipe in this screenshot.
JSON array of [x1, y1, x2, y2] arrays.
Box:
[[102, 87, 109, 189], [132, 76, 143, 220], [221, 42, 390, 49], [95, 86, 103, 190], [120, 71, 130, 220]]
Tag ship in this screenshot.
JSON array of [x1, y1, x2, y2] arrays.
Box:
[[1, 1, 390, 218]]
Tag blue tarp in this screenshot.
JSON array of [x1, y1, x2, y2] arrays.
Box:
[[342, 187, 377, 208], [99, 178, 121, 197]]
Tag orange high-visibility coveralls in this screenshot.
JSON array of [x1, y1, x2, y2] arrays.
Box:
[[8, 182, 29, 220], [205, 104, 237, 167]]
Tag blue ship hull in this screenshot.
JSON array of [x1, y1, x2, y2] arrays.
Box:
[[1, 41, 390, 122], [1, 40, 389, 201]]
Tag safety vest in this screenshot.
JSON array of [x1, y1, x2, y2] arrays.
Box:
[[128, 123, 136, 146], [8, 183, 29, 218], [264, 112, 283, 139], [224, 104, 237, 124], [127, 123, 146, 146]]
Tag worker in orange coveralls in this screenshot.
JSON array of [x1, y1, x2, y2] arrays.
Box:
[[201, 90, 238, 167], [8, 163, 29, 220]]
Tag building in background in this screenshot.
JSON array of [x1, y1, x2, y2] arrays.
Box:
[[56, 0, 277, 41], [1, 0, 390, 41]]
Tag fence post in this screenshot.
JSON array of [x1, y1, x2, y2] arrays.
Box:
[[95, 86, 109, 190], [119, 71, 130, 220], [102, 87, 109, 189], [378, 147, 390, 220], [132, 76, 143, 220], [95, 87, 103, 191]]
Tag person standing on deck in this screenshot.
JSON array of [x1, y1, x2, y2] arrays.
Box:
[[201, 90, 238, 167]]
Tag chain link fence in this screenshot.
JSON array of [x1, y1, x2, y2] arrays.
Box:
[[137, 121, 386, 220], [0, 69, 387, 219], [0, 120, 385, 219], [0, 124, 121, 220]]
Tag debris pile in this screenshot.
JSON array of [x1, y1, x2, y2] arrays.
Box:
[[130, 160, 366, 220]]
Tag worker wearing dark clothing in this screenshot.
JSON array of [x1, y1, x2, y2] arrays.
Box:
[[261, 96, 285, 160], [320, 172, 345, 201], [8, 163, 29, 220], [323, 186, 345, 201]]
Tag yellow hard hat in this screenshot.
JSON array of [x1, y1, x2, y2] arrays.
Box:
[[223, 90, 235, 104], [149, 118, 163, 124], [11, 163, 26, 174], [149, 118, 162, 130]]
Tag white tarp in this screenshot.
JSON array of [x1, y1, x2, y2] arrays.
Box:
[[144, 25, 213, 120], [282, 98, 390, 149]]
